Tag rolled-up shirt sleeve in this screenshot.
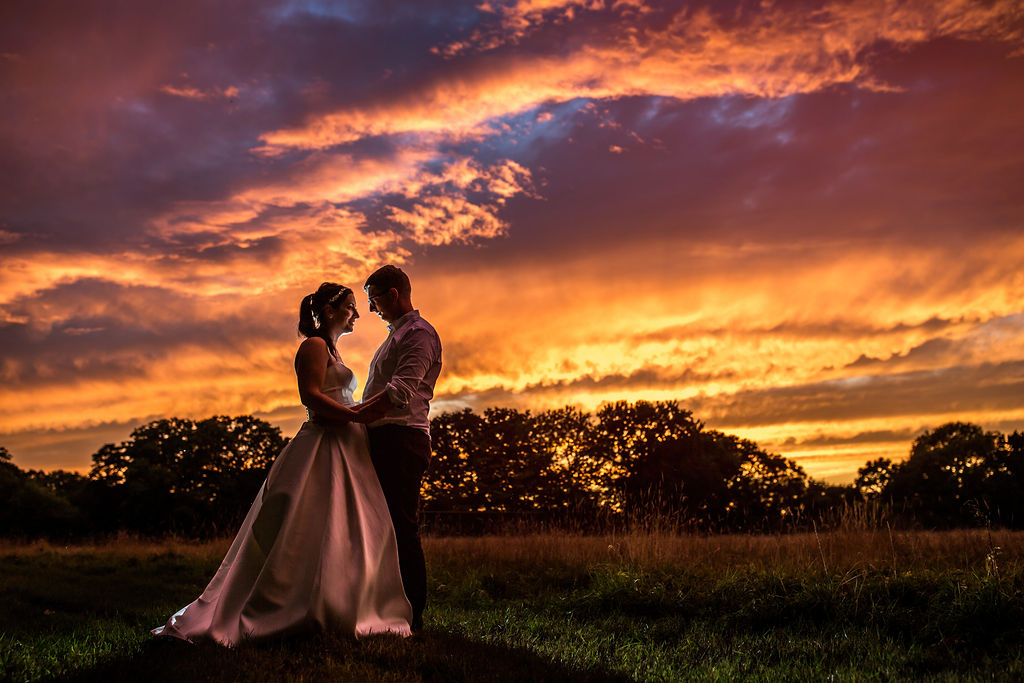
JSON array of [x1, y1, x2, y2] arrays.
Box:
[[384, 328, 438, 409], [366, 310, 442, 432]]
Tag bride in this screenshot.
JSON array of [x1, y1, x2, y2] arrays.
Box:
[[152, 283, 413, 644]]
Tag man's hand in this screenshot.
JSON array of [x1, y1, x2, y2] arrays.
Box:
[[310, 391, 393, 427], [356, 395, 395, 421]]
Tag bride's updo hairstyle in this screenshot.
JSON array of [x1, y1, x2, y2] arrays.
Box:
[[298, 282, 353, 357]]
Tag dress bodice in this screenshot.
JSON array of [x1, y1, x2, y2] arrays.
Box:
[[321, 358, 357, 405], [306, 359, 358, 422]]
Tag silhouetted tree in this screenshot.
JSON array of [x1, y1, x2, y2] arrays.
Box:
[[875, 422, 1024, 528], [0, 447, 82, 537], [619, 427, 812, 530], [13, 409, 1024, 538], [800, 480, 860, 528], [726, 440, 809, 530], [423, 408, 486, 512], [28, 468, 90, 499], [424, 401, 817, 531], [424, 407, 601, 515], [471, 407, 552, 512], [1010, 431, 1024, 455], [89, 415, 287, 535], [855, 458, 894, 499], [589, 400, 702, 508], [616, 427, 741, 526], [531, 406, 606, 516]]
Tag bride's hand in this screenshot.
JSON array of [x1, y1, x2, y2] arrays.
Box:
[[349, 393, 392, 423], [351, 401, 390, 424]]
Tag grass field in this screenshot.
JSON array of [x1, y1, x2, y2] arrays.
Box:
[[3, 528, 1024, 681]]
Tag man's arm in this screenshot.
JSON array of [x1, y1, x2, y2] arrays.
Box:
[[382, 327, 439, 408]]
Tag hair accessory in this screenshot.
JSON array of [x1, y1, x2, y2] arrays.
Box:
[[327, 287, 350, 305]]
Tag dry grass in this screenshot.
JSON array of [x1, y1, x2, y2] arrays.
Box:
[[426, 527, 1024, 576], [0, 533, 231, 561], [5, 526, 1020, 576]]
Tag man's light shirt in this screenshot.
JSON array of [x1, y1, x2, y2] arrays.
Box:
[[365, 310, 442, 433]]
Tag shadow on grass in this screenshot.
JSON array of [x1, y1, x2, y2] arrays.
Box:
[[58, 629, 629, 683], [0, 552, 622, 682]]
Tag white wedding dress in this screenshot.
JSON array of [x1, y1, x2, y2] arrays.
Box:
[[152, 359, 412, 644]]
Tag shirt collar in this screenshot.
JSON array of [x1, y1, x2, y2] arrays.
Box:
[[387, 309, 420, 334]]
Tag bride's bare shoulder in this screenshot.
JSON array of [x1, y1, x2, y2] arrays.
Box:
[[298, 336, 329, 351], [295, 336, 330, 364]]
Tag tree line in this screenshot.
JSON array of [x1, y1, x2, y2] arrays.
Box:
[[2, 402, 1023, 538]]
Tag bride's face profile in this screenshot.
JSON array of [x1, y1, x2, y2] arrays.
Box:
[[327, 292, 359, 337]]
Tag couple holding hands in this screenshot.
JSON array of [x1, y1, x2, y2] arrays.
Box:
[[154, 265, 442, 644]]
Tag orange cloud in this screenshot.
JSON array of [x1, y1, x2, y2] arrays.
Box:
[[460, 0, 1023, 54], [405, 229, 1024, 481], [5, 223, 1021, 480], [259, 0, 1023, 154], [0, 151, 535, 311], [438, 0, 649, 56], [159, 84, 240, 100]]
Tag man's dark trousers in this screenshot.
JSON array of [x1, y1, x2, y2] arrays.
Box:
[[368, 424, 430, 629]]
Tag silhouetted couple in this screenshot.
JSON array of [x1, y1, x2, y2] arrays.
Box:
[[153, 265, 442, 644]]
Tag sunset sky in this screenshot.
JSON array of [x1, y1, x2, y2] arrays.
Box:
[[2, 0, 1022, 482]]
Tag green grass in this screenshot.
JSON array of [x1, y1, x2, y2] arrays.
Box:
[[2, 530, 1024, 681]]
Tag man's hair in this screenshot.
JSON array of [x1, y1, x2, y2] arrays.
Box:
[[365, 264, 412, 297]]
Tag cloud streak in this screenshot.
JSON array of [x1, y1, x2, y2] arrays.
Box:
[[260, 0, 1024, 153]]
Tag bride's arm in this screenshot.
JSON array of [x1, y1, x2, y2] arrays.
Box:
[[294, 337, 364, 423]]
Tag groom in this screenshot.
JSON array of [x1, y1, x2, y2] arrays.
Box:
[[363, 265, 442, 633]]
